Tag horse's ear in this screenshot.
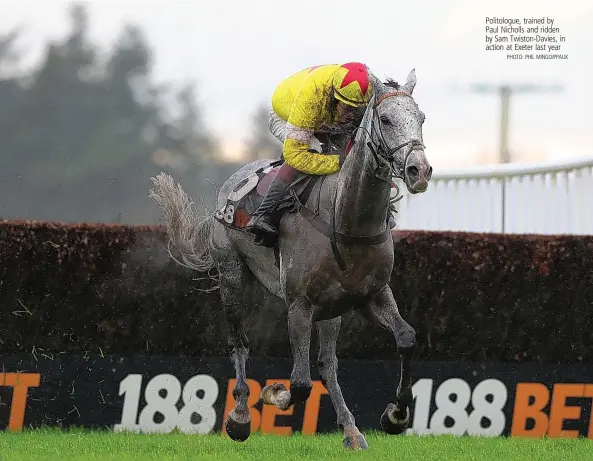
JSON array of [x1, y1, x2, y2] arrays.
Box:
[[402, 69, 417, 94]]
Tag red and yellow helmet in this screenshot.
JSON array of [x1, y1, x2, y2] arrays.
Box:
[[332, 62, 372, 107]]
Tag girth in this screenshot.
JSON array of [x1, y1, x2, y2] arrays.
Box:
[[294, 175, 390, 272]]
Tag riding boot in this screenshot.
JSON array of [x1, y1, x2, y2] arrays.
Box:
[[245, 175, 291, 237]]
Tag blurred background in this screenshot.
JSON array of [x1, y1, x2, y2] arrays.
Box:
[[0, 0, 591, 226]]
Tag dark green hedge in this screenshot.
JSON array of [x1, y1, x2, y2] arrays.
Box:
[[1, 219, 592, 364]]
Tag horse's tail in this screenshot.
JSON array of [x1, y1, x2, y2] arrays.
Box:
[[149, 172, 215, 273]]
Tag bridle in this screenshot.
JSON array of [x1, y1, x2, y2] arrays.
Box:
[[352, 90, 426, 185]]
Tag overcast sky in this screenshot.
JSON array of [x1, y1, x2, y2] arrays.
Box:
[[1, 0, 592, 168]]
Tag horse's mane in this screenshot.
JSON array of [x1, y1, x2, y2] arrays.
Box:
[[384, 78, 400, 90]]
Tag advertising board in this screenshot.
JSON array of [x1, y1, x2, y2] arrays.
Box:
[[1, 355, 591, 438]]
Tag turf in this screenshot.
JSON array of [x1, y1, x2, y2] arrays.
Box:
[[0, 429, 592, 461]]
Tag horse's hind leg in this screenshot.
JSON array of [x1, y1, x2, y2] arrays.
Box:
[[224, 306, 251, 442], [317, 317, 368, 450], [213, 236, 253, 442]]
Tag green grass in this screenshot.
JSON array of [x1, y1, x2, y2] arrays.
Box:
[[0, 429, 592, 461]]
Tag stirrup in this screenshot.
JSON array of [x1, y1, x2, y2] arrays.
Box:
[[250, 216, 279, 247], [249, 221, 278, 235], [246, 212, 278, 234]]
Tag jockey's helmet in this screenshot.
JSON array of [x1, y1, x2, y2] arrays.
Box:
[[332, 62, 372, 107]]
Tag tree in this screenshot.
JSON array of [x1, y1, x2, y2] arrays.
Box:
[[0, 3, 221, 224]]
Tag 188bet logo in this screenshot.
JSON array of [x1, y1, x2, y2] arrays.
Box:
[[406, 378, 508, 436], [113, 374, 219, 434], [111, 373, 510, 436]]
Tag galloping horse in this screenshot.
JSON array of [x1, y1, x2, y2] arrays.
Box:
[[150, 69, 432, 450]]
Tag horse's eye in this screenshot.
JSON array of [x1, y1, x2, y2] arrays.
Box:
[[380, 116, 390, 125]]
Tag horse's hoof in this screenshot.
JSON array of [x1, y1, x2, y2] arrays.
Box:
[[260, 382, 287, 405], [380, 402, 410, 435], [343, 433, 369, 450], [225, 415, 251, 442]]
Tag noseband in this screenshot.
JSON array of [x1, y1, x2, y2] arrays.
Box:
[[364, 90, 426, 184]]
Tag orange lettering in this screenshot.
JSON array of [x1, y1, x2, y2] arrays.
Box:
[[585, 385, 593, 440], [548, 384, 585, 438], [301, 381, 329, 435], [221, 378, 329, 437], [510, 383, 549, 437], [261, 379, 293, 435], [0, 373, 41, 431], [222, 379, 262, 435]]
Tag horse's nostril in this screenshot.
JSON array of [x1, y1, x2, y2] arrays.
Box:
[[406, 166, 419, 179], [427, 166, 433, 180]]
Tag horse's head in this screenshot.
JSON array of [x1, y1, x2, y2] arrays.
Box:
[[368, 69, 432, 194]]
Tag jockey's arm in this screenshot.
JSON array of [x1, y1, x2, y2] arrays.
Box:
[[283, 94, 341, 176]]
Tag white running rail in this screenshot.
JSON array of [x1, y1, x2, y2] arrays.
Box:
[[393, 157, 593, 235]]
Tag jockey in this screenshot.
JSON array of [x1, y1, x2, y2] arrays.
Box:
[[245, 62, 396, 242]]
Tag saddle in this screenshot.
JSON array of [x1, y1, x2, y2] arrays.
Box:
[[214, 159, 319, 249]]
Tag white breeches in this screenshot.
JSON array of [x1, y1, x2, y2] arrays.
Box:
[[268, 105, 322, 153]]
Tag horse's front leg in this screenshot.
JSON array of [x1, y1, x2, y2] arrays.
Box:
[[260, 297, 313, 411], [365, 285, 416, 435], [317, 317, 368, 450]]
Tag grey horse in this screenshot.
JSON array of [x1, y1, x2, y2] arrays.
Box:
[[149, 69, 432, 450]]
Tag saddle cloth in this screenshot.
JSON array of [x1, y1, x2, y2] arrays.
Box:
[[213, 160, 314, 233]]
